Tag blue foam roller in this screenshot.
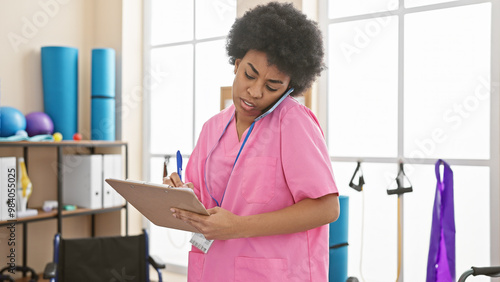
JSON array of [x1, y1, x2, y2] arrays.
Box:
[[329, 195, 349, 282], [41, 46, 78, 140], [330, 195, 349, 245], [91, 48, 115, 97], [329, 247, 348, 282], [91, 97, 115, 141]]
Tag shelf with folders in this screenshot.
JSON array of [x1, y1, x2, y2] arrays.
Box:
[[0, 206, 126, 226], [0, 140, 129, 280], [0, 140, 129, 232]]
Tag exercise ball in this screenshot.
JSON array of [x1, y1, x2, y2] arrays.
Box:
[[25, 112, 54, 137], [0, 106, 26, 137]]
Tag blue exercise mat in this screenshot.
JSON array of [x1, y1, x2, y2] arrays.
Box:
[[329, 195, 349, 282], [41, 46, 78, 140], [91, 48, 115, 98], [91, 97, 115, 141], [0, 134, 53, 142], [91, 48, 116, 140]]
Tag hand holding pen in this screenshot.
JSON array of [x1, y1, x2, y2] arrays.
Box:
[[163, 151, 187, 188], [176, 150, 183, 182]]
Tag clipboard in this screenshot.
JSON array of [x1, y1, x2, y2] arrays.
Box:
[[105, 178, 209, 233]]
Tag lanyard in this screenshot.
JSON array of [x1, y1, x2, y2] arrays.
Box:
[[203, 113, 255, 207], [203, 87, 294, 207]]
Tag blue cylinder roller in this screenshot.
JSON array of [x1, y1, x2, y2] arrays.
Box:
[[91, 48, 116, 140], [91, 97, 115, 140], [329, 195, 349, 282], [91, 48, 115, 97], [41, 46, 78, 140]]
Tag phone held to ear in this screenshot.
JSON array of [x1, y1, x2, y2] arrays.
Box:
[[255, 88, 294, 122]]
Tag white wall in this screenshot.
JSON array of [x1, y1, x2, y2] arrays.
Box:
[[1, 0, 92, 131], [0, 0, 126, 140], [0, 0, 144, 276]]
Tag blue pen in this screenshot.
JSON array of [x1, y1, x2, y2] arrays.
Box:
[[176, 150, 183, 181]]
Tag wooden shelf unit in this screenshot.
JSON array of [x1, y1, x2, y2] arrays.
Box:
[[0, 140, 129, 279]]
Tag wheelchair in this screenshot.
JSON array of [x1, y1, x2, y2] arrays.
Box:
[[43, 229, 165, 282], [0, 266, 38, 282], [457, 266, 500, 282]]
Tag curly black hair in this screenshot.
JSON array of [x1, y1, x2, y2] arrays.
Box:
[[226, 2, 325, 96]]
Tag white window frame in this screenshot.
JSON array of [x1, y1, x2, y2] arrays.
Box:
[[318, 0, 500, 276], [142, 0, 235, 272], [142, 0, 230, 180]]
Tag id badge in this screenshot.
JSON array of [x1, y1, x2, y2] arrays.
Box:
[[190, 233, 214, 253]]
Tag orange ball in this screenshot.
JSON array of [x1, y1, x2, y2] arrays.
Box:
[[73, 133, 82, 141]]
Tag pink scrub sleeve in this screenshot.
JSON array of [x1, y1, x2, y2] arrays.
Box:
[[280, 105, 338, 202]]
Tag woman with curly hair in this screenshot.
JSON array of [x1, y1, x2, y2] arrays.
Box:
[[166, 2, 339, 281]]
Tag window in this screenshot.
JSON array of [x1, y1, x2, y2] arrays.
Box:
[[321, 0, 499, 280], [144, 0, 236, 271]]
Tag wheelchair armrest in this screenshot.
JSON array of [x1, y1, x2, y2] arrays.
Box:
[[148, 255, 166, 269], [472, 266, 500, 277], [43, 262, 57, 279], [1, 266, 38, 282]]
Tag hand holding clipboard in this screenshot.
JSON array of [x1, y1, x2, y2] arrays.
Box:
[[105, 178, 208, 233]]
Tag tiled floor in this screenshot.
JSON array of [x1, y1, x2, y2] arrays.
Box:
[[162, 271, 187, 282], [151, 270, 187, 282]]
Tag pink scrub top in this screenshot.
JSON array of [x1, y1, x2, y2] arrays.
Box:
[[185, 96, 338, 282]]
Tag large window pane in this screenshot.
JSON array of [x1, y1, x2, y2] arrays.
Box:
[[194, 40, 235, 141], [149, 156, 191, 267], [149, 224, 191, 269], [195, 0, 236, 40], [404, 164, 490, 281], [334, 162, 490, 281], [401, 164, 435, 282], [328, 16, 398, 157], [331, 162, 398, 279], [328, 0, 398, 19], [149, 155, 187, 183], [150, 45, 194, 155], [453, 166, 490, 280], [151, 0, 193, 45], [405, 0, 459, 8], [404, 3, 491, 160]]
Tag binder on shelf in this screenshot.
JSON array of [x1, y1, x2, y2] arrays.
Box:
[[1, 157, 16, 221], [102, 154, 124, 208], [62, 154, 102, 209]]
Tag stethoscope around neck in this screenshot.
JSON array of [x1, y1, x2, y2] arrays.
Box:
[[203, 87, 295, 207]]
